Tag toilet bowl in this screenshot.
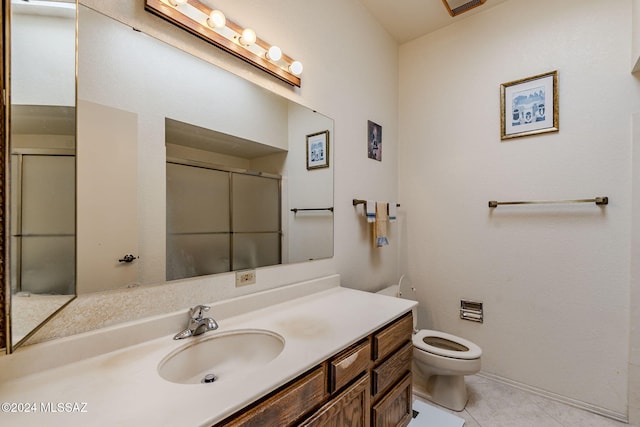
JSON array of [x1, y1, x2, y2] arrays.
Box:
[[412, 329, 481, 411], [375, 280, 482, 412]]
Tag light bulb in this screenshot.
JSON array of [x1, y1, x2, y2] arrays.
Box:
[[239, 28, 256, 46], [266, 46, 282, 62], [207, 10, 226, 28], [169, 0, 188, 6], [289, 61, 303, 76]]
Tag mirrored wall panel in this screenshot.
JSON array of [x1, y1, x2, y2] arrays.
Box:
[[76, 5, 334, 287], [5, 3, 334, 350], [8, 0, 77, 348]]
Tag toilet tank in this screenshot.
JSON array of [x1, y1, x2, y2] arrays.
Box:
[[375, 285, 418, 330], [376, 284, 400, 297]]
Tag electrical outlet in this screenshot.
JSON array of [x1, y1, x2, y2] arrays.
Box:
[[235, 269, 256, 287]]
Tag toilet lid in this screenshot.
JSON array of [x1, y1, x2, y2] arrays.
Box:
[[413, 329, 482, 360]]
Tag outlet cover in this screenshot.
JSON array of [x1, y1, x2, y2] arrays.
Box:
[[235, 269, 256, 287]]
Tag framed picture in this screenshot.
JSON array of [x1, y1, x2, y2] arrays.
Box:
[[500, 70, 558, 140], [306, 130, 330, 170], [368, 120, 382, 161]]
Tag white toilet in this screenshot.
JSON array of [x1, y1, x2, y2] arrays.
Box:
[[376, 278, 482, 411]]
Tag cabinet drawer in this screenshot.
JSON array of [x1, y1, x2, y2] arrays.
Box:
[[372, 313, 413, 362], [372, 341, 412, 398], [217, 365, 327, 427], [330, 339, 371, 393], [371, 373, 412, 427]]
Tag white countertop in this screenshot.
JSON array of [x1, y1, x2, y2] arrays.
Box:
[[0, 283, 415, 426]]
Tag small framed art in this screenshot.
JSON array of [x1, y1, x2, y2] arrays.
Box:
[[500, 70, 558, 140], [368, 120, 382, 161], [306, 130, 330, 170]]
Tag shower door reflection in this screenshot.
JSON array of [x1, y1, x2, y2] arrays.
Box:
[[166, 162, 281, 281], [10, 148, 75, 344]]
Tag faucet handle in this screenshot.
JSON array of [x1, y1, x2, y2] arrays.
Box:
[[189, 305, 210, 320]]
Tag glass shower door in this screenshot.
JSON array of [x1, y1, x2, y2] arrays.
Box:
[[12, 153, 75, 295], [166, 163, 230, 280], [231, 173, 281, 270]]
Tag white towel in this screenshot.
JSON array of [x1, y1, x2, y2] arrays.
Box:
[[366, 200, 376, 223], [389, 203, 397, 223]]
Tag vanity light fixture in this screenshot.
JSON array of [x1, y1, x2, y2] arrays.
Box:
[[239, 28, 257, 46], [442, 0, 486, 17], [207, 9, 225, 29], [145, 0, 303, 87], [266, 46, 282, 62], [289, 61, 303, 77]]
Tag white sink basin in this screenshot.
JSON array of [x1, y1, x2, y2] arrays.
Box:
[[158, 329, 285, 384]]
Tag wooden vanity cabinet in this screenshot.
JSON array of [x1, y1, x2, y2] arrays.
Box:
[[370, 313, 413, 427], [213, 312, 413, 427]]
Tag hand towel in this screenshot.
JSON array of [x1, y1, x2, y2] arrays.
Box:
[[374, 202, 389, 247], [366, 200, 376, 223], [389, 202, 397, 223]]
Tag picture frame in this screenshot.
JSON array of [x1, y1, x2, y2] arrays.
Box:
[[306, 130, 330, 170], [500, 70, 558, 140], [367, 120, 382, 161]]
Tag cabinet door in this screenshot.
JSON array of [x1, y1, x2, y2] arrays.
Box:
[[371, 373, 412, 427], [300, 374, 370, 427]]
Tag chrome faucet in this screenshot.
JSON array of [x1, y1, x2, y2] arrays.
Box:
[[174, 305, 219, 340]]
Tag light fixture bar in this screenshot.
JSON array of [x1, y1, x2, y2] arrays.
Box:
[[145, 0, 301, 87]]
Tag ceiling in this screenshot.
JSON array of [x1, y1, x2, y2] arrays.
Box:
[[359, 0, 509, 44]]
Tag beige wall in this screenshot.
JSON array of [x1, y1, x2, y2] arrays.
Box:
[[631, 111, 640, 424], [633, 0, 640, 72], [399, 0, 639, 418]]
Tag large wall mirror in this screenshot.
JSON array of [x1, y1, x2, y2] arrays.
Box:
[[7, 0, 77, 349], [4, 2, 334, 351]]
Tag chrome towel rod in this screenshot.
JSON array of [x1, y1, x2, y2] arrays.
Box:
[[488, 197, 608, 208]]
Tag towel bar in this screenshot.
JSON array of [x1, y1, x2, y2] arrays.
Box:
[[290, 207, 334, 213], [352, 199, 400, 207], [488, 197, 608, 208]]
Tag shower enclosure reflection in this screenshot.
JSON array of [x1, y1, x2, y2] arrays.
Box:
[[166, 122, 284, 279]]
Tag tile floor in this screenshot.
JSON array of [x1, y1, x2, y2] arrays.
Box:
[[414, 375, 639, 427]]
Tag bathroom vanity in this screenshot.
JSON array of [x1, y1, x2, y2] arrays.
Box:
[[0, 276, 416, 426], [216, 312, 414, 426]]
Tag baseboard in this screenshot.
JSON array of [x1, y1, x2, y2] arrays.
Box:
[[476, 371, 628, 424]]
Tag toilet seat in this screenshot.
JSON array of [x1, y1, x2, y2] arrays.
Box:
[[413, 329, 482, 360]]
